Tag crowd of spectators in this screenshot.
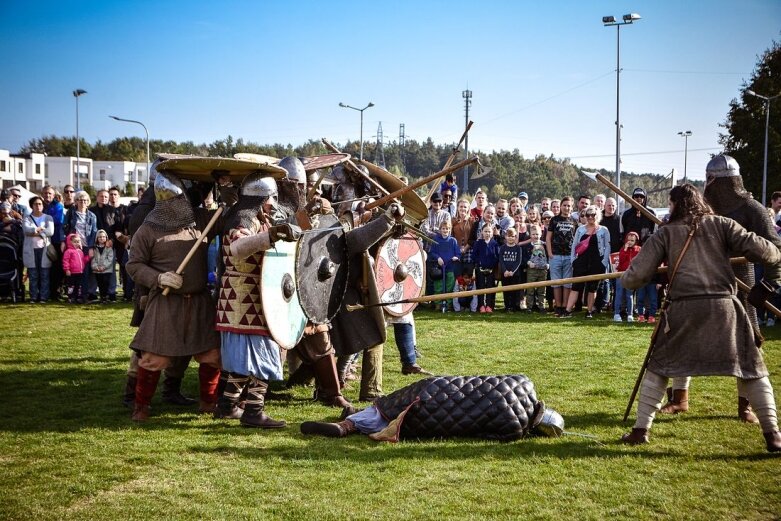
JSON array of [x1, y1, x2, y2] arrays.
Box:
[[0, 184, 144, 304], [426, 179, 781, 326], [2, 178, 780, 329]]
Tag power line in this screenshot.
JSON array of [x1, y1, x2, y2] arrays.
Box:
[[624, 68, 750, 76], [568, 146, 720, 159]]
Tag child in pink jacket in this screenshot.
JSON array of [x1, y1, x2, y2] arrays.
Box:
[[62, 233, 89, 303]]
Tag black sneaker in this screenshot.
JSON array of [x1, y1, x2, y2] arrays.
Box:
[[585, 311, 594, 319], [559, 310, 573, 318]]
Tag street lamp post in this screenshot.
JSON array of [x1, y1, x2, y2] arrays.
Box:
[[602, 13, 641, 210], [746, 89, 781, 206], [339, 102, 374, 160], [677, 130, 692, 183], [73, 89, 87, 189], [109, 115, 149, 192]]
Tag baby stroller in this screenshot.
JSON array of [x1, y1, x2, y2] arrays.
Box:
[[0, 235, 20, 302]]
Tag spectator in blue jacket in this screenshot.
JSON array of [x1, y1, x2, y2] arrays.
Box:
[[472, 223, 499, 313], [432, 220, 460, 311], [42, 185, 65, 300]]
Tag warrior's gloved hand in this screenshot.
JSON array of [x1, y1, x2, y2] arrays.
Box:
[[748, 279, 780, 309], [158, 271, 183, 290], [386, 203, 405, 222], [304, 198, 322, 215], [269, 223, 302, 243]]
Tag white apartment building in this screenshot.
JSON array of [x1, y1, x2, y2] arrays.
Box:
[[0, 148, 147, 194], [44, 156, 94, 191], [0, 150, 46, 192], [93, 160, 147, 191]]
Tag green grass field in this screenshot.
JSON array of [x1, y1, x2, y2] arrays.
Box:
[[1, 301, 779, 520]]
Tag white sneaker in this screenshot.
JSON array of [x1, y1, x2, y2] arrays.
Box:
[[627, 315, 634, 323], [768, 317, 776, 327], [613, 314, 622, 322]]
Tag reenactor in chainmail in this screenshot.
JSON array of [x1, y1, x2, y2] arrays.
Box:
[[121, 159, 197, 410], [659, 154, 781, 423], [213, 174, 301, 428], [127, 171, 223, 422]]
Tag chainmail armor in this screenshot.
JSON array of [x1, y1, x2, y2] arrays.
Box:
[[704, 177, 752, 216], [223, 195, 267, 233], [143, 194, 196, 231]]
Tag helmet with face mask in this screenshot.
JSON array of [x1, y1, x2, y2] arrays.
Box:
[[144, 171, 196, 231]]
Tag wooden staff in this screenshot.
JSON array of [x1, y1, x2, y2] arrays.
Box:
[[364, 156, 478, 213], [162, 206, 224, 296], [346, 257, 749, 311], [423, 121, 474, 204], [582, 170, 781, 318], [321, 139, 395, 200]]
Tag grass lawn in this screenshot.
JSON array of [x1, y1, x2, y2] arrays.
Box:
[[0, 301, 779, 520]]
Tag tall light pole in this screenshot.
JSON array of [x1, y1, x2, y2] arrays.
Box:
[[746, 89, 780, 206], [462, 89, 472, 194], [73, 89, 87, 189], [677, 130, 692, 183], [602, 13, 641, 209], [109, 115, 149, 192], [339, 102, 374, 160]]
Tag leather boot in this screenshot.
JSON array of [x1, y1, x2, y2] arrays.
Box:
[[161, 375, 197, 406], [123, 375, 137, 409], [240, 377, 286, 429], [132, 367, 161, 422], [763, 430, 781, 453], [620, 428, 649, 445], [659, 389, 689, 414], [313, 355, 353, 409], [738, 396, 760, 424], [300, 419, 357, 438], [197, 364, 221, 414], [214, 372, 248, 420]]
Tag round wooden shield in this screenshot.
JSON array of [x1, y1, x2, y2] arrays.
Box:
[[300, 153, 350, 172], [156, 154, 287, 182], [374, 233, 425, 316], [260, 240, 307, 349], [295, 214, 349, 324], [357, 159, 428, 223]]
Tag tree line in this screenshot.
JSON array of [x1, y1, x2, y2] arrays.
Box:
[[17, 134, 693, 208]]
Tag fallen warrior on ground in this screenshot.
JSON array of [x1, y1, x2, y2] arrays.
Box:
[[300, 374, 563, 442]]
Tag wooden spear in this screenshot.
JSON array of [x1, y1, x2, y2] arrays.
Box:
[[363, 156, 478, 213], [423, 121, 474, 204], [346, 257, 749, 311], [321, 139, 395, 200], [161, 206, 224, 296]]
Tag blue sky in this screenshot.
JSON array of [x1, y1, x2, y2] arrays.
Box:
[[1, 0, 779, 181]]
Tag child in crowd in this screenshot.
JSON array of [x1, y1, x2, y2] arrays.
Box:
[[453, 265, 478, 312], [90, 229, 115, 304], [62, 233, 88, 304], [613, 231, 641, 322], [499, 228, 523, 312], [472, 223, 499, 313], [432, 220, 460, 311], [525, 225, 549, 313]]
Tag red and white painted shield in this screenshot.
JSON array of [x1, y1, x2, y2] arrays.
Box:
[[374, 233, 425, 317]]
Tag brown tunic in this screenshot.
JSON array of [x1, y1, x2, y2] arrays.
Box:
[[127, 212, 220, 357], [621, 215, 781, 379]]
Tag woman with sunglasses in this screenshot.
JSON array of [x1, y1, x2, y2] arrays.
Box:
[[560, 205, 611, 318]]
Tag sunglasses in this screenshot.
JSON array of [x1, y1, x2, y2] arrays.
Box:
[[586, 213, 597, 217], [64, 190, 75, 193]]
